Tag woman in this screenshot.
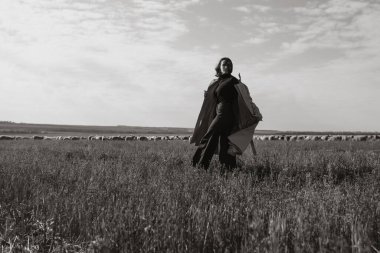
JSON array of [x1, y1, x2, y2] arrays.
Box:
[[191, 57, 238, 170], [191, 57, 262, 170]]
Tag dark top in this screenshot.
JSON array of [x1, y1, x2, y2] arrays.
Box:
[[215, 73, 238, 104]]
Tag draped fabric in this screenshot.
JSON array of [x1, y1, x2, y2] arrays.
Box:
[[191, 77, 262, 155]]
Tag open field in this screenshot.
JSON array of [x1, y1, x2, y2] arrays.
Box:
[[1, 140, 380, 252]]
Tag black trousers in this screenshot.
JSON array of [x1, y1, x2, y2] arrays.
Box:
[[192, 102, 237, 170]]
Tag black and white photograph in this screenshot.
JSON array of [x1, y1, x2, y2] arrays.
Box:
[[0, 0, 379, 252]]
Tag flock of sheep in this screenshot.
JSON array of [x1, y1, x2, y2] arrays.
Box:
[[0, 135, 191, 141], [252, 134, 380, 141], [0, 134, 379, 142]]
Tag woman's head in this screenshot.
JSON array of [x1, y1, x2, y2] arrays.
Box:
[[215, 57, 233, 77]]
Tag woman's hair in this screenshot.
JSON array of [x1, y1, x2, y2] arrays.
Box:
[[215, 57, 233, 77]]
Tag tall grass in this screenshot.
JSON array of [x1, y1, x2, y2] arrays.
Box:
[[0, 140, 380, 252]]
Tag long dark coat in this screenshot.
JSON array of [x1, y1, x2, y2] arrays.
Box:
[[190, 77, 262, 155]]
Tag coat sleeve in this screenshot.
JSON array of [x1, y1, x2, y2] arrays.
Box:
[[237, 82, 263, 121], [190, 80, 218, 145], [227, 82, 262, 154]]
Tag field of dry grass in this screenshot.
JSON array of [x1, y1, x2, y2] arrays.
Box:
[[1, 140, 380, 252]]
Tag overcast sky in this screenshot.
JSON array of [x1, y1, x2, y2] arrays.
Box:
[[0, 0, 379, 131]]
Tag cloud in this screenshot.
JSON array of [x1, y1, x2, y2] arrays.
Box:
[[235, 16, 280, 47], [323, 0, 369, 17], [243, 37, 268, 45], [233, 4, 271, 14], [233, 6, 251, 13], [234, 0, 380, 131], [244, 0, 380, 77], [280, 0, 379, 55], [0, 0, 214, 126], [1, 0, 379, 130], [251, 4, 271, 13]]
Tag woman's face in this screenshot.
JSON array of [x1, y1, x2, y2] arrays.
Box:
[[220, 60, 230, 74]]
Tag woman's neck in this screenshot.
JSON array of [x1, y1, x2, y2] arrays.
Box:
[[219, 73, 231, 79]]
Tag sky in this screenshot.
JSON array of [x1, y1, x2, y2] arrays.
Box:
[[0, 0, 379, 131]]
